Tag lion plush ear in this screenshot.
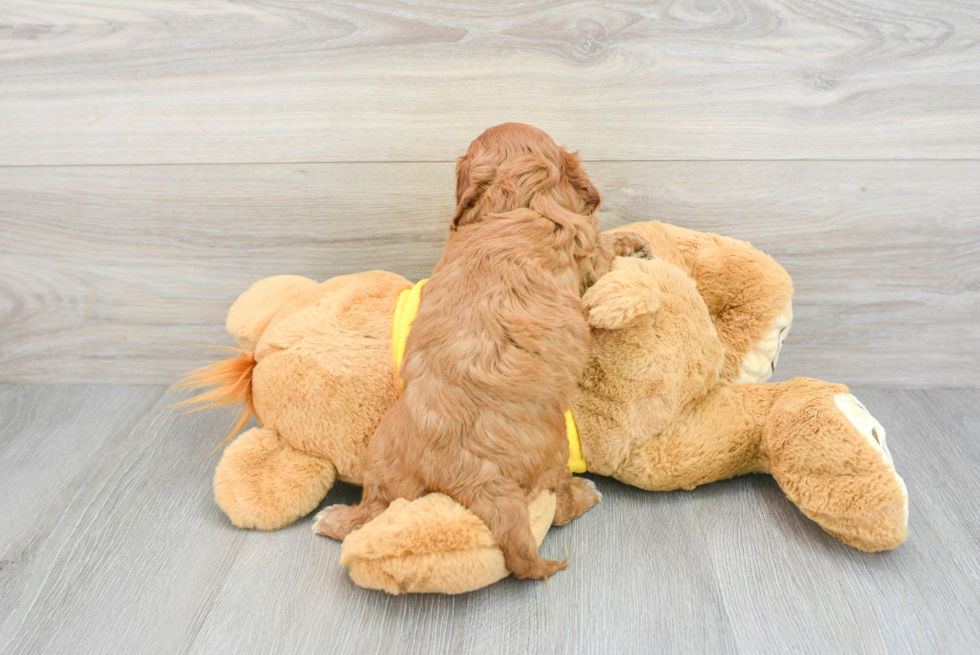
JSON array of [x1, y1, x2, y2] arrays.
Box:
[[582, 258, 661, 330]]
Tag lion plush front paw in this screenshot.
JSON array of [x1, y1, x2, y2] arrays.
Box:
[[735, 302, 793, 383]]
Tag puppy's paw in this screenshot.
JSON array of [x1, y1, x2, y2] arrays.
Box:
[[514, 557, 568, 581], [583, 478, 603, 503], [553, 476, 603, 525], [607, 231, 651, 259], [583, 263, 660, 330], [312, 504, 362, 541]]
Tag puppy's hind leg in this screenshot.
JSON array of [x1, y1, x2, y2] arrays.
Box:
[[313, 499, 389, 541], [313, 473, 424, 540], [463, 480, 566, 580]]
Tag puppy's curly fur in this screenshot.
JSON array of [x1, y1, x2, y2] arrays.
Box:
[[315, 124, 647, 579], [452, 123, 647, 292]]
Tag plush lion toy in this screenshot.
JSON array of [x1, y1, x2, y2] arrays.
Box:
[[180, 220, 907, 594]]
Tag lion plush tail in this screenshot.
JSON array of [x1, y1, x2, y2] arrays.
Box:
[[172, 347, 256, 452]]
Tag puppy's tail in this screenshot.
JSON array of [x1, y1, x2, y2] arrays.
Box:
[[171, 347, 255, 453]]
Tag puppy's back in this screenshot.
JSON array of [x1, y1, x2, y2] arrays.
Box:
[[401, 209, 590, 403]]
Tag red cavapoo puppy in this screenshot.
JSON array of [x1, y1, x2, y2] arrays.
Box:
[[315, 123, 649, 580]]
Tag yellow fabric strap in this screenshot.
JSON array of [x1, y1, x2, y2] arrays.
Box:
[[566, 412, 587, 474], [392, 279, 427, 372], [392, 279, 587, 474]]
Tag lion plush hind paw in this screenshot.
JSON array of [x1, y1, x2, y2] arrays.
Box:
[[337, 491, 556, 595]]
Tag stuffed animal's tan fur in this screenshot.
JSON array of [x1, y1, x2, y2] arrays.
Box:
[[180, 221, 907, 594]]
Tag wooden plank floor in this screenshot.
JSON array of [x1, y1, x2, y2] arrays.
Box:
[[1, 384, 977, 655]]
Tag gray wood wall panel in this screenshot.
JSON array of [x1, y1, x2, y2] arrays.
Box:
[[1, 0, 979, 165], [597, 161, 980, 388], [1, 385, 978, 654], [2, 162, 977, 386]]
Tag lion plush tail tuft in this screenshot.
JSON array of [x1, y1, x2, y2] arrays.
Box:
[[172, 347, 256, 453]]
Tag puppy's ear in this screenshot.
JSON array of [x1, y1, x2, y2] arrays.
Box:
[[563, 149, 600, 214], [452, 153, 482, 231], [582, 259, 660, 330], [454, 153, 471, 207]]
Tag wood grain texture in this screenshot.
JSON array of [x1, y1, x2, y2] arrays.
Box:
[[693, 388, 980, 654], [1, 0, 979, 165], [0, 388, 248, 654], [0, 385, 157, 553], [2, 161, 977, 386], [188, 480, 738, 655], [0, 163, 454, 384], [595, 161, 980, 388], [1, 385, 978, 654]]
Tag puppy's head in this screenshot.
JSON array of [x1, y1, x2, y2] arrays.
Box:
[[451, 123, 600, 232]]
